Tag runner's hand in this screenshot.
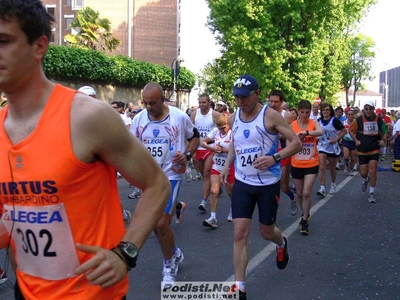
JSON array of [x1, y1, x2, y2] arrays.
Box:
[[75, 243, 127, 288]]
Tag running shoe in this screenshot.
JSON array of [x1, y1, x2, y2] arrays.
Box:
[[0, 269, 7, 285], [335, 163, 340, 170], [316, 187, 327, 197], [239, 290, 247, 300], [116, 172, 122, 179], [175, 202, 186, 224], [291, 184, 296, 195], [290, 198, 298, 216], [329, 184, 336, 195], [203, 217, 218, 228], [185, 166, 192, 182], [380, 154, 386, 161], [198, 200, 207, 212], [368, 193, 377, 203], [299, 219, 309, 235], [344, 166, 350, 174], [128, 188, 141, 199], [171, 248, 184, 276], [361, 176, 370, 192], [276, 236, 289, 270], [123, 209, 132, 229], [300, 214, 312, 222], [193, 173, 203, 181], [227, 208, 233, 222], [162, 266, 175, 286]]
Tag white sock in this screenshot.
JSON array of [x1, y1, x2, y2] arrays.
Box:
[[370, 187, 375, 194], [211, 212, 216, 219], [278, 238, 286, 248], [235, 281, 246, 292]]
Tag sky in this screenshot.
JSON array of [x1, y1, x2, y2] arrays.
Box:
[[180, 0, 400, 105]]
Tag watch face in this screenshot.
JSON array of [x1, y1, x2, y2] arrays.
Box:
[[124, 243, 139, 258]]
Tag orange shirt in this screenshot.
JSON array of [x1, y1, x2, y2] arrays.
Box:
[[291, 119, 319, 168], [0, 85, 127, 299]]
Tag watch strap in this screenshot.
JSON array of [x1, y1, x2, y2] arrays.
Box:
[[185, 152, 192, 161], [110, 248, 131, 271]]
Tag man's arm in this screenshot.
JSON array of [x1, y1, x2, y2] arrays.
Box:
[[253, 109, 301, 171], [212, 110, 221, 124], [71, 94, 170, 287], [284, 110, 294, 124], [349, 118, 360, 146]]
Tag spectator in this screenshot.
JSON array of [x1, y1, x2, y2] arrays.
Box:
[[391, 111, 400, 159]]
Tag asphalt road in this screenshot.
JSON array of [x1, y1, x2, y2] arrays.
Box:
[[0, 157, 399, 300]]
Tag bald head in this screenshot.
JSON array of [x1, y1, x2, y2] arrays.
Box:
[[143, 82, 164, 100]]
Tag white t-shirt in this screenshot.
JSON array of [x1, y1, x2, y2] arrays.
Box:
[[130, 106, 195, 180], [393, 119, 400, 137], [120, 113, 132, 126]]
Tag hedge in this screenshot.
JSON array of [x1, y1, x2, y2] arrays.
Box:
[[43, 45, 196, 90]]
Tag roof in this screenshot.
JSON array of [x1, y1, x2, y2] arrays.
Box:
[[348, 89, 383, 96]]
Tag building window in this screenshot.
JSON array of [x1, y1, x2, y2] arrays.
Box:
[[47, 7, 55, 17], [50, 32, 55, 43], [65, 17, 74, 30], [72, 0, 83, 9], [65, 0, 71, 6]]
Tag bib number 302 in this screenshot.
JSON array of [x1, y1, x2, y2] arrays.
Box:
[[16, 228, 56, 257]]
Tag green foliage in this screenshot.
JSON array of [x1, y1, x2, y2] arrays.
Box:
[[204, 0, 377, 108], [341, 34, 375, 106], [43, 45, 196, 90], [64, 7, 121, 53]]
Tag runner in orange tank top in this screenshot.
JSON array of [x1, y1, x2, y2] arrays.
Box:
[[0, 1, 170, 299], [290, 100, 323, 235]]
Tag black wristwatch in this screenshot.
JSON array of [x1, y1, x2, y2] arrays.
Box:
[[185, 152, 192, 161], [113, 242, 139, 270], [273, 152, 282, 162]]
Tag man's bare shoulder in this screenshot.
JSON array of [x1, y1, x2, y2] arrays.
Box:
[[264, 107, 283, 132]]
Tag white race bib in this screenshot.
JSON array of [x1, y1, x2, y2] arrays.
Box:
[[236, 149, 263, 175], [295, 143, 315, 160], [364, 121, 378, 135], [213, 153, 228, 172], [2, 204, 80, 280], [144, 136, 170, 165]]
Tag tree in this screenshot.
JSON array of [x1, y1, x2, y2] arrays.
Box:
[[205, 0, 377, 106], [64, 7, 120, 53], [341, 34, 375, 107], [197, 57, 236, 106]]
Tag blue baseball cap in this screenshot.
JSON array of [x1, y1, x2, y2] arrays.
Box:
[[232, 75, 259, 97]]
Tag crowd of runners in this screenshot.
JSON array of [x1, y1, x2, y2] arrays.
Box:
[[0, 1, 399, 299]]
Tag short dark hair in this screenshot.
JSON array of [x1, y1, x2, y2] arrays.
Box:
[[268, 90, 285, 102], [0, 0, 54, 44], [335, 106, 344, 113], [297, 100, 311, 111], [198, 94, 211, 102]]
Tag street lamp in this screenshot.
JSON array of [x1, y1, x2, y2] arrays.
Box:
[[170, 57, 184, 102]]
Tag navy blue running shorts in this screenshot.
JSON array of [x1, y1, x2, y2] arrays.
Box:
[[342, 139, 357, 151], [231, 180, 280, 226]]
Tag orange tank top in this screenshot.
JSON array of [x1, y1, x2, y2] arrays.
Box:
[[0, 85, 127, 299], [291, 119, 319, 168]]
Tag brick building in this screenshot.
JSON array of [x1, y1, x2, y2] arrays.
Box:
[[42, 0, 180, 67], [379, 66, 400, 108]]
